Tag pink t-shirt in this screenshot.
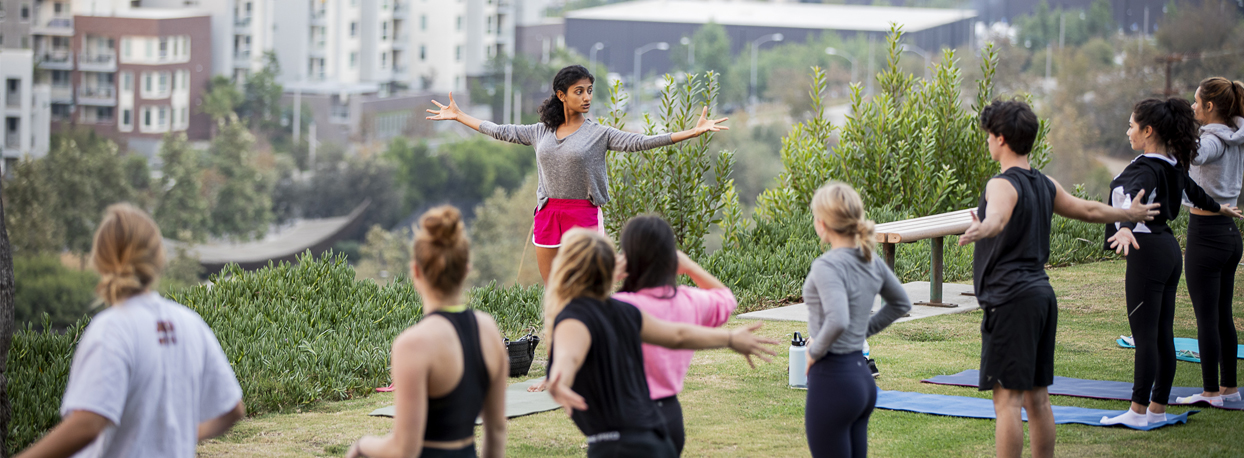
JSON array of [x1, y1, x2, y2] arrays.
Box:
[[613, 286, 737, 400]]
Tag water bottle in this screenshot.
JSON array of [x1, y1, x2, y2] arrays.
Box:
[[789, 332, 808, 388]]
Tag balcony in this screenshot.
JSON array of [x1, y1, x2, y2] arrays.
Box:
[[31, 15, 74, 36], [235, 16, 252, 29], [309, 42, 326, 58], [5, 133, 18, 149], [5, 91, 19, 108], [329, 104, 349, 124], [77, 85, 116, 106], [392, 3, 408, 19], [310, 9, 327, 26], [392, 34, 408, 50], [37, 50, 73, 70], [49, 86, 73, 103], [234, 51, 252, 68], [78, 52, 117, 72], [392, 66, 409, 80]]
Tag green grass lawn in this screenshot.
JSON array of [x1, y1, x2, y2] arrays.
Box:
[[196, 260, 1244, 457]]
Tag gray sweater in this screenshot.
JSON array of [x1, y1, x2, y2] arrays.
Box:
[[1184, 117, 1244, 208], [803, 248, 912, 359], [479, 120, 675, 210]]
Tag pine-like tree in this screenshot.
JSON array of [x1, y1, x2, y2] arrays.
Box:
[[209, 115, 273, 239], [154, 133, 211, 242]]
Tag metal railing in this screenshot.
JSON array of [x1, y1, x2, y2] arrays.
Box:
[[79, 85, 116, 98], [38, 50, 72, 64], [79, 52, 117, 67], [4, 133, 18, 149], [5, 92, 19, 107], [235, 16, 251, 28]]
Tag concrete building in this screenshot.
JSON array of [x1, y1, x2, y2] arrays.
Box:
[[565, 0, 977, 80], [1, 50, 52, 172]]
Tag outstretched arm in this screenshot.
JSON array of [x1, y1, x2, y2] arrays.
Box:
[[1049, 176, 1159, 223], [546, 320, 592, 416], [670, 106, 729, 143], [606, 106, 728, 152], [639, 313, 778, 368], [958, 178, 1018, 245]]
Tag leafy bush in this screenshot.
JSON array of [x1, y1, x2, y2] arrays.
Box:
[[6, 252, 543, 453], [602, 73, 748, 257], [13, 256, 98, 330]]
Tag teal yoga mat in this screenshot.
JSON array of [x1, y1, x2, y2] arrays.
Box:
[[876, 389, 1197, 430], [1116, 337, 1244, 364], [368, 379, 560, 422]]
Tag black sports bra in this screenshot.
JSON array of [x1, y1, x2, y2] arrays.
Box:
[[424, 310, 490, 442]]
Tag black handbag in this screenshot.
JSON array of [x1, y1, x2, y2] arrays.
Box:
[[504, 332, 540, 377]]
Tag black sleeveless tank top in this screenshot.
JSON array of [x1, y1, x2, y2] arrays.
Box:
[[424, 309, 490, 442], [971, 167, 1056, 308]]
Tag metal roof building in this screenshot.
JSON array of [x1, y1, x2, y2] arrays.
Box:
[[565, 0, 977, 80]]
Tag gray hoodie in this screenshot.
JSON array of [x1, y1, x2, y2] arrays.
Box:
[[1185, 117, 1244, 208]]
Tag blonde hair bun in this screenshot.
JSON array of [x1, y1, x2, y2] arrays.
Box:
[[420, 206, 464, 247], [91, 203, 166, 305]]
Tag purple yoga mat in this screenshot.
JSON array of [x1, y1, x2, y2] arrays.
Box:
[[922, 370, 1244, 411]]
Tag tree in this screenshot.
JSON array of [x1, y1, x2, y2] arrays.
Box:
[[208, 115, 273, 239], [239, 52, 284, 131], [0, 169, 16, 457], [1, 159, 62, 254], [468, 174, 541, 287], [154, 133, 210, 242], [42, 130, 132, 259], [383, 138, 443, 215], [200, 75, 244, 124]]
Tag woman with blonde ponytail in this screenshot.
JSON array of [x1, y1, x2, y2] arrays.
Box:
[[1176, 77, 1244, 407], [17, 204, 245, 458], [543, 228, 777, 458], [802, 182, 911, 458]]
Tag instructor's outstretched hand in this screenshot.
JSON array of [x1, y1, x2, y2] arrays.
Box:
[[426, 92, 463, 121], [727, 322, 780, 369], [693, 106, 729, 136]]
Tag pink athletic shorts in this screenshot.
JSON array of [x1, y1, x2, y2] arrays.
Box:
[[533, 198, 605, 248]]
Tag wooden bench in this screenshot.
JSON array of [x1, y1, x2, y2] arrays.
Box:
[[874, 208, 975, 307]]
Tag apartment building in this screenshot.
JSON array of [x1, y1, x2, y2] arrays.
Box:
[[1, 0, 52, 172]]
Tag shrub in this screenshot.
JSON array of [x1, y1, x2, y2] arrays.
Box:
[[6, 252, 543, 453], [13, 255, 98, 330]]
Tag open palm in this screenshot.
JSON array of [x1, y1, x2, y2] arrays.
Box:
[[694, 106, 729, 134], [426, 92, 463, 121]]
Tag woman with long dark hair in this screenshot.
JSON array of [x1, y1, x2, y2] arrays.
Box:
[[426, 65, 728, 282], [543, 228, 776, 457], [1176, 77, 1244, 407], [612, 216, 737, 456], [1102, 99, 1242, 427]]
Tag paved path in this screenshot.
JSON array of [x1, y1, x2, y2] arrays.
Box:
[[737, 281, 979, 323]]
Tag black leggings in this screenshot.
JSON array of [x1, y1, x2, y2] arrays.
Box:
[[1185, 214, 1242, 392], [806, 351, 876, 458], [1125, 233, 1182, 406], [586, 430, 676, 458], [654, 396, 685, 456]]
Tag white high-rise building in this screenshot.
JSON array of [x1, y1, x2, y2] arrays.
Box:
[[1, 49, 52, 172]]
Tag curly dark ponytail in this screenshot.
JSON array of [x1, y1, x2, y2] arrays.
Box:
[[539, 65, 594, 130], [1133, 98, 1200, 169]]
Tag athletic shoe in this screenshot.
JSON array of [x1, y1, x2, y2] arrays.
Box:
[[1223, 392, 1241, 402], [1173, 394, 1223, 407], [1120, 335, 1135, 346], [867, 358, 879, 378]]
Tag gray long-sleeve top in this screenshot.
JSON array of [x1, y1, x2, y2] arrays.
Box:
[[479, 120, 675, 210], [1183, 117, 1244, 208], [803, 248, 912, 359]]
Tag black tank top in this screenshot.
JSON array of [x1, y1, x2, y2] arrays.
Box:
[[424, 309, 490, 442], [972, 167, 1056, 308]]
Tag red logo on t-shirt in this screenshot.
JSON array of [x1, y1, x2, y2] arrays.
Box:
[[157, 321, 177, 345]]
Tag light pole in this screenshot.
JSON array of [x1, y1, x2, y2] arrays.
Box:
[[899, 43, 931, 79], [824, 47, 858, 84], [633, 41, 669, 110], [749, 33, 783, 112], [680, 36, 695, 68], [588, 42, 604, 76]]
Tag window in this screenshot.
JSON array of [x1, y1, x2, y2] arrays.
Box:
[[381, 53, 388, 69], [122, 38, 131, 59], [53, 2, 62, 13], [0, 34, 4, 46], [419, 45, 425, 61], [96, 107, 114, 122], [349, 52, 357, 68], [120, 72, 132, 92], [159, 38, 169, 59], [455, 45, 461, 62], [158, 72, 168, 92], [456, 16, 461, 31], [350, 22, 357, 37], [180, 107, 188, 125], [146, 40, 154, 59], [487, 17, 492, 34], [381, 22, 388, 40], [122, 109, 132, 125], [144, 108, 151, 127], [20, 3, 29, 21], [20, 36, 27, 48], [144, 73, 153, 92], [158, 106, 167, 127], [420, 15, 426, 31]]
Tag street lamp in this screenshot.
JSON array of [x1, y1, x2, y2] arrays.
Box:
[[824, 47, 858, 84], [633, 41, 669, 110], [749, 33, 783, 112], [588, 42, 605, 76], [680, 36, 695, 67], [899, 43, 931, 79]]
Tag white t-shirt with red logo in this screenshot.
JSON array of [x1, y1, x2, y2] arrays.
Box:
[[60, 292, 242, 458]]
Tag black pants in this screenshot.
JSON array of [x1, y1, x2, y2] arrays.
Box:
[[586, 430, 676, 458], [1125, 233, 1182, 406], [806, 351, 876, 458], [418, 443, 475, 458], [1185, 214, 1242, 392], [654, 396, 685, 456]]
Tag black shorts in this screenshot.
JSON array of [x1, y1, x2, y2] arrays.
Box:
[[979, 285, 1058, 391]]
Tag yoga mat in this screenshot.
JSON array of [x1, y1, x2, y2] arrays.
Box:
[[923, 370, 1244, 411], [876, 389, 1197, 430], [1116, 337, 1244, 364], [369, 379, 560, 423]]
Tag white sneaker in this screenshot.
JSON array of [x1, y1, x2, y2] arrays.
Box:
[[1223, 392, 1241, 402], [1174, 394, 1223, 407], [1120, 335, 1135, 346]]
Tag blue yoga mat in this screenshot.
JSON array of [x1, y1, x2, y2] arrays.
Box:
[[876, 389, 1197, 430], [923, 370, 1244, 411], [1116, 337, 1244, 364]]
